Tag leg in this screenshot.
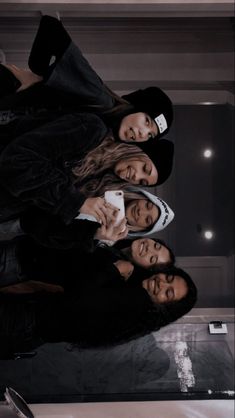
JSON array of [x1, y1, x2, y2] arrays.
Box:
[[28, 15, 71, 76]]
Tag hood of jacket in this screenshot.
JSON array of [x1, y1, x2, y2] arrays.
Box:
[[126, 186, 174, 238]]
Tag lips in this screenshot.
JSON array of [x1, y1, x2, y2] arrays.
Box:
[[150, 278, 156, 294], [139, 241, 144, 256], [132, 204, 138, 223], [148, 277, 158, 295], [128, 127, 135, 141]]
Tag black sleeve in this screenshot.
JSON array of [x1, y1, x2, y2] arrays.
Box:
[[0, 281, 151, 351], [20, 208, 100, 251], [36, 285, 151, 346], [0, 112, 107, 224], [28, 15, 71, 77]]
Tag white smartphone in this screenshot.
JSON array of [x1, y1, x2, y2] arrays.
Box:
[[104, 190, 125, 226]]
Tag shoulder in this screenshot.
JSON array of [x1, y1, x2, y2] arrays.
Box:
[[68, 112, 108, 138]]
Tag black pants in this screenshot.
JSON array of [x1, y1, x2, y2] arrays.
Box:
[[0, 293, 43, 359]]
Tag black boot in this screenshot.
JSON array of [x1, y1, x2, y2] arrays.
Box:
[[28, 15, 71, 77]]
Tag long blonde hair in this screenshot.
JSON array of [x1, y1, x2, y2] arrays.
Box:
[[72, 136, 151, 196]]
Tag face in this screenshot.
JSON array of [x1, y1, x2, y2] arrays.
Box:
[[126, 199, 159, 231], [118, 112, 159, 142], [130, 238, 171, 268], [114, 158, 158, 186], [142, 273, 188, 304]]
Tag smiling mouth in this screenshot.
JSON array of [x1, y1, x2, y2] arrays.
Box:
[[125, 166, 132, 181], [128, 127, 135, 141], [149, 277, 157, 294], [139, 241, 144, 256], [132, 204, 138, 223]]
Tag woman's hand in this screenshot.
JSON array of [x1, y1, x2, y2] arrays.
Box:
[[3, 64, 43, 92], [94, 217, 128, 242], [114, 260, 134, 281], [80, 197, 118, 226]]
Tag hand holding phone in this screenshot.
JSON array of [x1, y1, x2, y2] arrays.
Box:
[[104, 190, 125, 226]]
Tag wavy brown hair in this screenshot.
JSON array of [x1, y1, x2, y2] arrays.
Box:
[[72, 136, 153, 197]]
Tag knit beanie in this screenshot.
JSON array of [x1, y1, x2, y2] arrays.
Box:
[[122, 87, 173, 138], [139, 139, 174, 186]]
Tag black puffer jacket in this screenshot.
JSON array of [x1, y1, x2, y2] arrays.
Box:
[[0, 112, 108, 224]]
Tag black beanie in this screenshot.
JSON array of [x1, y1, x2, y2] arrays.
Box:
[[122, 87, 173, 138], [140, 139, 174, 186]]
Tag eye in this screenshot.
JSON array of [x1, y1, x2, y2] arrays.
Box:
[[150, 256, 157, 264], [146, 116, 150, 126], [167, 288, 174, 301], [146, 216, 152, 226], [154, 242, 161, 250], [146, 200, 153, 210], [167, 274, 174, 283], [140, 179, 148, 186], [144, 163, 151, 176]]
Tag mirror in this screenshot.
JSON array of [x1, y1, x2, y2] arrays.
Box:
[[0, 6, 234, 404]]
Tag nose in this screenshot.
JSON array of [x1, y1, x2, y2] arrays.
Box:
[[132, 171, 140, 184], [136, 206, 147, 222], [157, 277, 168, 290], [139, 127, 149, 141]]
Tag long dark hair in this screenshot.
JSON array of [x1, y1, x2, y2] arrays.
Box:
[[106, 266, 197, 346], [68, 266, 197, 350], [148, 266, 197, 327]]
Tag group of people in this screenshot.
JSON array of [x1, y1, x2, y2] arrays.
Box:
[[0, 15, 197, 359]]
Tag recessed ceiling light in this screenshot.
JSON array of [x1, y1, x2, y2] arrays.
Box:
[[204, 230, 214, 240], [203, 149, 213, 158], [200, 102, 216, 105]]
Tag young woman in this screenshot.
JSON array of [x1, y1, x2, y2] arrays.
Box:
[[0, 264, 197, 358], [0, 233, 175, 289], [0, 113, 174, 228], [0, 15, 173, 145], [2, 185, 174, 250]]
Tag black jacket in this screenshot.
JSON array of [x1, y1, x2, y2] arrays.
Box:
[[0, 112, 108, 224], [0, 246, 154, 358], [16, 237, 126, 289]]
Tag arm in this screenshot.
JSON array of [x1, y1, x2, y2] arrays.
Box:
[[0, 113, 107, 224], [0, 281, 64, 294], [20, 208, 101, 250]]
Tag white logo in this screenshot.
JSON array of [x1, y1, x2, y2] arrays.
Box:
[[154, 113, 168, 134]]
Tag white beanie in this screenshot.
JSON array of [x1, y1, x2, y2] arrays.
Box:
[[126, 186, 174, 238]]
